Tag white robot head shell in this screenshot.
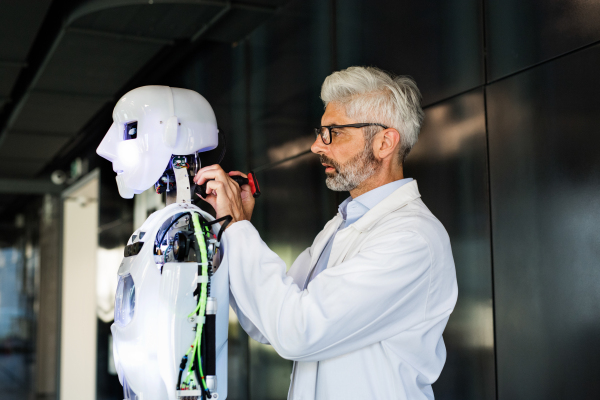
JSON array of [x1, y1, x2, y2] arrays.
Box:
[[96, 86, 218, 199]]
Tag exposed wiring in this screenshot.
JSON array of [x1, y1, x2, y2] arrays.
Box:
[[202, 215, 232, 242], [172, 211, 228, 398], [163, 243, 172, 264], [156, 212, 190, 255], [181, 212, 211, 397]]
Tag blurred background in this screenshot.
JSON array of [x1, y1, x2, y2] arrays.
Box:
[[0, 0, 599, 399]]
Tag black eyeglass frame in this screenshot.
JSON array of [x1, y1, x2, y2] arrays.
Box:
[[314, 123, 389, 145]]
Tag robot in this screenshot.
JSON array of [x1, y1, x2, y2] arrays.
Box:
[[96, 86, 258, 400]]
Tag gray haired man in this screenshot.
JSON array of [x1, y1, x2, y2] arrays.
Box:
[[195, 66, 458, 400]]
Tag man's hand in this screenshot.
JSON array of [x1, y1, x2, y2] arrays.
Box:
[[193, 165, 255, 226]]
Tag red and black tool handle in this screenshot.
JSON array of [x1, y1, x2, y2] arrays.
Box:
[[195, 171, 261, 199]]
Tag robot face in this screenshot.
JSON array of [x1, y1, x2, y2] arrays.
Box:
[[97, 86, 219, 198]]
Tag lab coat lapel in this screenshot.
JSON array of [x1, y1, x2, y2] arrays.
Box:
[[327, 181, 422, 268], [307, 215, 343, 270], [352, 180, 422, 233]]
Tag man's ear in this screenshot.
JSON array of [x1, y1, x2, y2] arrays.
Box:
[[376, 128, 401, 159]]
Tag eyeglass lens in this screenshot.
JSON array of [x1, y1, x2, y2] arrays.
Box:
[[315, 127, 331, 144]]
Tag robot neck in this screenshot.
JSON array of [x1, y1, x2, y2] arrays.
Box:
[[158, 155, 198, 205], [165, 185, 194, 205]]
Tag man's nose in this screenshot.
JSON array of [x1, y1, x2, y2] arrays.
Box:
[[311, 136, 327, 155]]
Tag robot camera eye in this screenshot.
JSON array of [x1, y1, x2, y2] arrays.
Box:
[[124, 121, 138, 140]]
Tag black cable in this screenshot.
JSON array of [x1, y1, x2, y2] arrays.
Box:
[[207, 268, 212, 297], [190, 229, 203, 301], [203, 215, 233, 242], [176, 355, 188, 390], [216, 130, 227, 165], [156, 212, 191, 254]]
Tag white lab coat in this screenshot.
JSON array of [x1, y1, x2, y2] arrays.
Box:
[[226, 180, 458, 400]]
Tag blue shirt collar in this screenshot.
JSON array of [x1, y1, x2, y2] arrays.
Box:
[[338, 178, 413, 226]]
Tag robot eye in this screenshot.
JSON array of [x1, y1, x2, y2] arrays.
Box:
[[124, 121, 138, 140]]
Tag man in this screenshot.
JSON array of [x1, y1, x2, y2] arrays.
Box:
[[195, 66, 458, 399]]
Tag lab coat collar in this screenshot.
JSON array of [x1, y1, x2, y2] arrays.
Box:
[[310, 181, 421, 271], [350, 180, 422, 233]]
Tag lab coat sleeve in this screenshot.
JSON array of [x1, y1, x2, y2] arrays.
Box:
[[225, 220, 442, 362], [229, 289, 270, 344], [228, 247, 312, 345]]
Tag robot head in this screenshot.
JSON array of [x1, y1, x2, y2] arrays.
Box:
[[97, 86, 218, 198]]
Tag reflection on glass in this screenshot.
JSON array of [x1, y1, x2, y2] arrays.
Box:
[[114, 274, 136, 327], [249, 340, 292, 400], [486, 0, 600, 80], [0, 239, 38, 400], [405, 89, 495, 400]]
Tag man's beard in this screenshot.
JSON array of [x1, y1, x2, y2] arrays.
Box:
[[320, 142, 382, 192]]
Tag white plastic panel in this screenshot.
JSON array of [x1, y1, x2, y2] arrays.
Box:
[[158, 262, 198, 400]]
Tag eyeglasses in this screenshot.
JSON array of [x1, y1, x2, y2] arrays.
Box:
[[314, 123, 389, 145]]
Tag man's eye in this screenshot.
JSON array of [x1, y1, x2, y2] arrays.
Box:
[[331, 129, 342, 136]]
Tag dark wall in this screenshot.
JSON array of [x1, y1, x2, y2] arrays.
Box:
[[405, 88, 495, 400], [487, 45, 600, 400]]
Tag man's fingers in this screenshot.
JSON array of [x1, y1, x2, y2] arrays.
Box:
[[194, 164, 227, 184], [195, 168, 226, 185], [193, 164, 250, 224], [228, 171, 248, 179], [205, 179, 226, 194], [196, 191, 217, 207], [196, 164, 225, 175]]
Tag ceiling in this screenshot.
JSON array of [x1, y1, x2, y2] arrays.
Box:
[[0, 0, 286, 180]]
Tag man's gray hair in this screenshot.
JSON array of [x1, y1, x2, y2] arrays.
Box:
[[320, 66, 424, 164]]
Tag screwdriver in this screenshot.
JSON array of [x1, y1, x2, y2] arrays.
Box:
[[195, 171, 261, 199]]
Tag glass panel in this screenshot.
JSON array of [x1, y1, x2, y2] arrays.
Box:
[[246, 0, 333, 168], [487, 43, 600, 399], [0, 221, 39, 400], [249, 152, 335, 400], [337, 0, 484, 106], [165, 41, 249, 174], [405, 88, 495, 400], [486, 0, 600, 80], [253, 152, 337, 266]]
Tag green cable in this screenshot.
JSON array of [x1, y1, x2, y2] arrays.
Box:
[[183, 212, 210, 390], [189, 212, 209, 318]]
